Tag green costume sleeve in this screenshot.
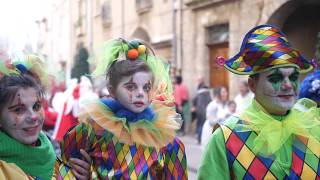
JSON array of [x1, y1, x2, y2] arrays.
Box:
[[197, 127, 230, 180]]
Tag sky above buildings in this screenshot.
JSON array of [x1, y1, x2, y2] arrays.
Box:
[[0, 0, 50, 54]]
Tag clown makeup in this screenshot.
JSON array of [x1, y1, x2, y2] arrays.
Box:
[[114, 71, 153, 113], [251, 67, 299, 115], [0, 87, 44, 145]]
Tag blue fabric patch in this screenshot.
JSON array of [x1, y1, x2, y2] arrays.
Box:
[[101, 98, 155, 122], [15, 64, 28, 73]]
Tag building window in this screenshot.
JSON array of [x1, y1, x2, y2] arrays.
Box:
[[75, 0, 87, 37], [206, 24, 229, 45], [101, 0, 111, 27], [136, 0, 153, 13], [94, 0, 101, 16]]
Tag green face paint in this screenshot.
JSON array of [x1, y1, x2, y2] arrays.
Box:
[[267, 69, 283, 91], [289, 70, 299, 92]]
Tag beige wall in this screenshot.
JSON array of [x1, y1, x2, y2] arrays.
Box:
[[47, 0, 320, 98]]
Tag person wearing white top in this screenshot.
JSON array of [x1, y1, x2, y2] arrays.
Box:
[[234, 80, 254, 115], [201, 86, 229, 149]]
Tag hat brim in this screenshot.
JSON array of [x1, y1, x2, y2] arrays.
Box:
[[224, 61, 313, 75]]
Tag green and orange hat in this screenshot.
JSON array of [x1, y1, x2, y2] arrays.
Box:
[[217, 24, 313, 75]]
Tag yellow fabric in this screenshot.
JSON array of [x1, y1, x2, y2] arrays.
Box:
[[79, 100, 181, 149], [239, 98, 320, 156], [0, 160, 32, 180]]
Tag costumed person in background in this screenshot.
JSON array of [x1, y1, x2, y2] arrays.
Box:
[[59, 38, 188, 179], [0, 54, 91, 180], [52, 78, 80, 142], [198, 24, 320, 179], [78, 75, 99, 109], [299, 70, 320, 107], [43, 99, 58, 132]]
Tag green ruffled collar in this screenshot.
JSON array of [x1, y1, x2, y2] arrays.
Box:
[[239, 98, 320, 156]]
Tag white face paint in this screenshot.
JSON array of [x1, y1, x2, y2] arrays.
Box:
[[252, 67, 299, 115], [0, 88, 44, 145], [114, 71, 153, 113]]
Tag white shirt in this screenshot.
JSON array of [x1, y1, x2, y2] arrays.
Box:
[[234, 91, 254, 115]]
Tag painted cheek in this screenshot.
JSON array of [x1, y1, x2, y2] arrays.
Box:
[[129, 91, 133, 103], [147, 91, 152, 103], [122, 88, 133, 103], [12, 115, 24, 126], [271, 81, 281, 92], [291, 80, 298, 92]]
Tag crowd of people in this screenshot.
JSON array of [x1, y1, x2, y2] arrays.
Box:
[[0, 24, 319, 180]]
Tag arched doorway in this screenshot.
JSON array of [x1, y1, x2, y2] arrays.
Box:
[[130, 27, 151, 43], [268, 0, 320, 59]]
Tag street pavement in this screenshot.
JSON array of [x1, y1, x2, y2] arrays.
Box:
[[179, 135, 204, 180]]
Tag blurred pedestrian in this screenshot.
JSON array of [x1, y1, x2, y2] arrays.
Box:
[[192, 81, 212, 144], [225, 100, 237, 119], [234, 80, 253, 115], [201, 86, 229, 148], [173, 75, 189, 134]]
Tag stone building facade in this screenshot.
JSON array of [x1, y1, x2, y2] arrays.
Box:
[[45, 0, 320, 97], [182, 0, 320, 97]]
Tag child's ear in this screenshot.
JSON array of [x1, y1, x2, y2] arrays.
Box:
[[248, 77, 256, 93], [107, 86, 115, 97]]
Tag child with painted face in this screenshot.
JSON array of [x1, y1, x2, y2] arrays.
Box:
[[0, 55, 90, 180], [198, 25, 320, 179], [59, 39, 188, 179], [108, 60, 153, 114]]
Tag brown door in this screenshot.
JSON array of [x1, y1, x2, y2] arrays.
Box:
[[208, 42, 229, 89]]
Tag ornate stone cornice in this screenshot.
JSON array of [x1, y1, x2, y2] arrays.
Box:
[[185, 0, 239, 10]]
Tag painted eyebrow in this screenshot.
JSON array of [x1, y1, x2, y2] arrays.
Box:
[[8, 99, 42, 110], [267, 73, 283, 78], [123, 82, 135, 85], [123, 77, 134, 85], [289, 71, 299, 76], [8, 104, 25, 110]]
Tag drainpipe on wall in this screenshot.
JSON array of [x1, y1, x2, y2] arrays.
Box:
[[172, 0, 178, 71], [179, 0, 184, 73], [87, 0, 93, 53], [121, 0, 125, 37]]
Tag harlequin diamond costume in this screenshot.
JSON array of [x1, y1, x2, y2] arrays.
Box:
[[58, 39, 188, 179], [198, 25, 320, 179]]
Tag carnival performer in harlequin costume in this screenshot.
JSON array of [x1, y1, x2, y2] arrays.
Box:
[[59, 38, 188, 179], [0, 54, 90, 180], [198, 24, 320, 179]]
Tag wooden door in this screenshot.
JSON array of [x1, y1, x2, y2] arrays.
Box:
[[208, 42, 229, 89]]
